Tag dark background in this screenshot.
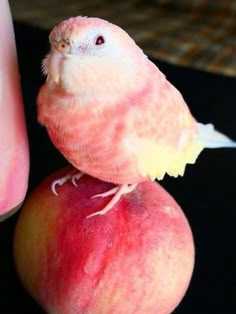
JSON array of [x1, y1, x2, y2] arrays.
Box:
[[0, 22, 236, 313]]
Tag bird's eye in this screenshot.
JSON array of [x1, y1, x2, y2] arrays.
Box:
[[95, 35, 105, 46]]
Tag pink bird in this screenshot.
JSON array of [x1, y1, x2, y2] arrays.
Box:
[[37, 16, 236, 217]]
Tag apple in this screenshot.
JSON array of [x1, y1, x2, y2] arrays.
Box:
[[0, 1, 29, 219], [14, 167, 194, 314]]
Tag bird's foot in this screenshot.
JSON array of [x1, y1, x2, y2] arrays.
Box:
[[71, 172, 85, 187], [87, 183, 138, 218], [51, 170, 84, 195], [91, 186, 120, 198]]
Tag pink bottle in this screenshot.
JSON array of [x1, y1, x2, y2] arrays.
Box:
[[0, 1, 29, 220]]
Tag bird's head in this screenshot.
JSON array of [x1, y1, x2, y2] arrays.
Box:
[[42, 16, 147, 100]]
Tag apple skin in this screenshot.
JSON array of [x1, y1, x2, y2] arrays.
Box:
[[14, 167, 194, 314]]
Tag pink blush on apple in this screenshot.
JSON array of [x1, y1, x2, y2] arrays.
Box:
[[14, 167, 194, 314]]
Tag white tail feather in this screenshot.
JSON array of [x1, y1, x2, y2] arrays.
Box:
[[198, 123, 236, 149]]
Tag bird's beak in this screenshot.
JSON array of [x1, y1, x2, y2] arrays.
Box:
[[47, 74, 60, 85]]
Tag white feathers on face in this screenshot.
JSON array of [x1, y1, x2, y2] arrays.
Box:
[[42, 25, 132, 78], [50, 26, 127, 58]]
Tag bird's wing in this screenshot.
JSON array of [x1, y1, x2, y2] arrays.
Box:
[[127, 69, 204, 180]]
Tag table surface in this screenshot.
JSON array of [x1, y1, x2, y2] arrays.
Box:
[[9, 0, 236, 78], [0, 22, 236, 314]]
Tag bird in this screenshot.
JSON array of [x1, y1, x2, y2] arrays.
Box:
[[37, 16, 236, 217]]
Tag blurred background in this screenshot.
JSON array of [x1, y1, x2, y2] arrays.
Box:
[[9, 0, 236, 77]]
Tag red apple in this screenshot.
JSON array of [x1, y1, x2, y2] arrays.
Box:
[[14, 167, 194, 314]]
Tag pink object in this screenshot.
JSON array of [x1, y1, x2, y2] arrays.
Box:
[[38, 16, 236, 187], [0, 1, 29, 219]]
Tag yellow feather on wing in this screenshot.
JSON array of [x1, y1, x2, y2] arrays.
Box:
[[134, 137, 203, 181]]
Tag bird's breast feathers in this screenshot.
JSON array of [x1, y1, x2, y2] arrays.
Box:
[[37, 65, 204, 183]]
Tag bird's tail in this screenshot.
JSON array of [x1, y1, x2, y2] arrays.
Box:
[[198, 123, 236, 149]]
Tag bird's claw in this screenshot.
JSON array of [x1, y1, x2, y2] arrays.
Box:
[[91, 187, 119, 199], [71, 172, 84, 187], [87, 183, 138, 218], [51, 171, 84, 195], [86, 206, 112, 218], [51, 181, 59, 196], [51, 175, 72, 196]]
